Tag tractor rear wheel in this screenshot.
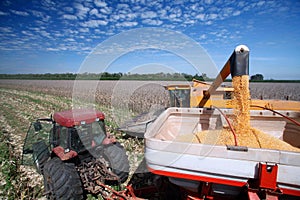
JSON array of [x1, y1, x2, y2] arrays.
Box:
[[43, 157, 83, 200], [103, 142, 130, 183]]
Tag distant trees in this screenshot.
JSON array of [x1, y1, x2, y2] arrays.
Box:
[[250, 74, 264, 81], [0, 72, 210, 81]]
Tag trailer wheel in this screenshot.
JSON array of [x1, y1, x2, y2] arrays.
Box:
[[103, 142, 129, 183], [43, 157, 83, 200], [32, 141, 50, 174]]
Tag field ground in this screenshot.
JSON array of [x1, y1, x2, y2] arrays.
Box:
[[0, 80, 299, 199]]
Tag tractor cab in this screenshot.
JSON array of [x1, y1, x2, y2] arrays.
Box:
[[51, 109, 108, 154], [22, 109, 111, 168]]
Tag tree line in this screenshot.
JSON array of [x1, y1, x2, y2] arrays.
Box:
[[1, 72, 298, 82], [0, 72, 209, 81]]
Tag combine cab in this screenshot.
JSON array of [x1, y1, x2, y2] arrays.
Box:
[[23, 109, 129, 199], [165, 80, 234, 108]]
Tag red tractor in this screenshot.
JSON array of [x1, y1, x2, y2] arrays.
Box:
[[22, 109, 130, 199]]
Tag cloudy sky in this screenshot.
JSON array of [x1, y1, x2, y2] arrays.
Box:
[[0, 0, 299, 79]]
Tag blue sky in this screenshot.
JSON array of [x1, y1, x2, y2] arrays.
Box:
[[0, 0, 299, 80]]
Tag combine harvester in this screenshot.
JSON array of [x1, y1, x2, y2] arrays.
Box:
[[144, 45, 300, 199]]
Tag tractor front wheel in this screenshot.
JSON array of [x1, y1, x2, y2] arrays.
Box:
[[103, 142, 130, 183], [43, 157, 83, 200]]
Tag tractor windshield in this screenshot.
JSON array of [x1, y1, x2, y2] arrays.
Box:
[[71, 120, 106, 152]]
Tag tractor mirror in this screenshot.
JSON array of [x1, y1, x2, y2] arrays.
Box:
[[33, 121, 42, 132]]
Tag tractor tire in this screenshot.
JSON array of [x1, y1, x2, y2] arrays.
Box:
[[103, 142, 130, 183], [43, 157, 83, 200], [32, 141, 50, 174]]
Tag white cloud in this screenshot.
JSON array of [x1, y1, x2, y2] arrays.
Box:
[[0, 27, 13, 33], [142, 19, 163, 26], [196, 13, 205, 21], [221, 7, 233, 18], [41, 0, 56, 8], [168, 7, 182, 18], [141, 11, 157, 19], [79, 28, 89, 32], [169, 14, 177, 19], [117, 3, 129, 9], [237, 1, 247, 8], [204, 0, 213, 5], [205, 21, 213, 25], [74, 3, 90, 19], [232, 11, 241, 16], [66, 38, 75, 42], [0, 11, 9, 16], [157, 9, 167, 18], [30, 10, 51, 22], [100, 7, 111, 14], [208, 13, 218, 20], [116, 21, 138, 27], [257, 1, 265, 7], [46, 47, 60, 51], [63, 7, 74, 13], [10, 10, 29, 16], [81, 19, 108, 27], [184, 19, 196, 25], [126, 13, 137, 20], [39, 30, 51, 38], [89, 8, 98, 16], [21, 30, 34, 36], [199, 34, 207, 40], [94, 0, 107, 7], [62, 14, 77, 20]]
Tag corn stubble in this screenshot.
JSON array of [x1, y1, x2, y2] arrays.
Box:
[[178, 75, 299, 152]]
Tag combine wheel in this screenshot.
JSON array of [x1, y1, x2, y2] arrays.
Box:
[[32, 141, 50, 174], [43, 157, 83, 200], [103, 142, 130, 183]]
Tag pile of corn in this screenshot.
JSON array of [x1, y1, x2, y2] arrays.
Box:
[[176, 75, 299, 152]]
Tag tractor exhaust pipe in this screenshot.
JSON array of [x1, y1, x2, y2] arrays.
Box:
[[198, 45, 249, 107]]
